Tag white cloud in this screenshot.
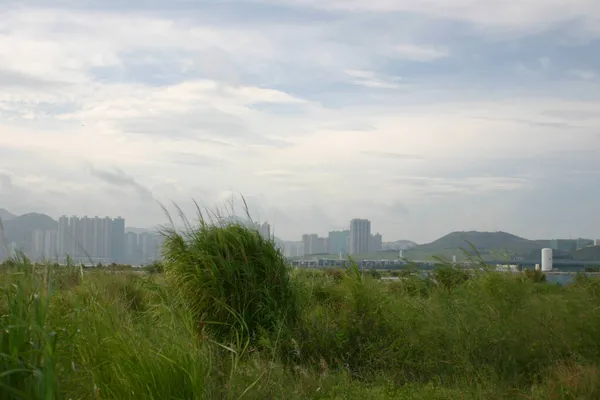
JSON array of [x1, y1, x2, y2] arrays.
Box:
[[567, 69, 597, 80], [344, 70, 402, 89], [272, 0, 600, 35], [391, 44, 449, 61], [1, 2, 600, 243]]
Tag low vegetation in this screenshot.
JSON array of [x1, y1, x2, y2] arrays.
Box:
[[2, 218, 600, 399]]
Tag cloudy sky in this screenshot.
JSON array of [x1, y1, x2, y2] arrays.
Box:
[[1, 0, 600, 243]]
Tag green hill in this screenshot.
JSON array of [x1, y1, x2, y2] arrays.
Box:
[[409, 231, 543, 260], [2, 213, 58, 250]]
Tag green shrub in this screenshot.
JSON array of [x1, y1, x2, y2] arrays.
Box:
[[367, 269, 382, 279], [143, 261, 164, 274], [324, 268, 345, 283], [0, 265, 61, 399], [523, 269, 547, 283], [162, 220, 298, 344], [386, 275, 432, 297], [429, 266, 471, 291]]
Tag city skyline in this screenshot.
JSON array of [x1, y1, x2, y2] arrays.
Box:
[[3, 206, 598, 246], [4, 207, 598, 262], [5, 196, 600, 246], [19, 213, 163, 265], [298, 218, 383, 257]]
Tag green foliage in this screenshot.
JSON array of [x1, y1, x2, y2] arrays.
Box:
[[292, 268, 600, 388], [161, 216, 298, 345], [324, 267, 345, 283], [367, 269, 382, 279], [3, 242, 600, 398], [0, 264, 62, 399], [143, 261, 164, 274], [523, 268, 547, 283], [429, 266, 471, 291]]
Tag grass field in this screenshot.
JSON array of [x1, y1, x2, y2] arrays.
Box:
[[2, 221, 600, 399]]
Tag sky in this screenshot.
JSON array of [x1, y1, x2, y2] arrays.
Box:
[[1, 0, 600, 243]]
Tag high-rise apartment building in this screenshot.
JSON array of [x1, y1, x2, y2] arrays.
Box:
[[57, 216, 70, 257], [315, 237, 326, 254], [369, 233, 383, 253], [302, 234, 314, 256], [111, 217, 125, 262], [328, 230, 350, 255], [302, 234, 326, 256], [56, 215, 126, 263], [43, 230, 58, 260], [82, 216, 95, 259], [139, 232, 163, 263], [31, 229, 58, 261], [70, 216, 83, 257], [283, 242, 303, 257], [349, 219, 370, 255], [257, 222, 271, 240], [101, 217, 112, 259], [125, 232, 140, 264], [32, 229, 45, 260]]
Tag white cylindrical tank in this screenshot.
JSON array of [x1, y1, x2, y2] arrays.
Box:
[[535, 264, 540, 271], [541, 248, 553, 271], [452, 255, 457, 263]]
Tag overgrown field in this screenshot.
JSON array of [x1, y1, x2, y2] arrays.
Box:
[[2, 223, 600, 399]]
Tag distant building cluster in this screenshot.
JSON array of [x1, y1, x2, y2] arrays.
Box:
[[301, 234, 327, 255], [294, 218, 382, 258], [56, 215, 125, 263], [549, 238, 595, 253], [27, 215, 163, 265], [124, 231, 165, 265], [254, 222, 271, 239], [31, 229, 58, 262], [23, 215, 269, 265], [32, 215, 127, 264]]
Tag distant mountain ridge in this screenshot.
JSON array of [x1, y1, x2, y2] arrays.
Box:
[[0, 208, 16, 221], [414, 231, 543, 256], [2, 213, 58, 246]]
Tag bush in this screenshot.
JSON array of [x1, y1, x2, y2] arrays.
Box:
[[0, 265, 61, 398], [367, 269, 382, 279], [429, 266, 471, 291], [143, 261, 164, 274], [162, 220, 298, 344], [523, 269, 547, 283], [324, 268, 345, 283]]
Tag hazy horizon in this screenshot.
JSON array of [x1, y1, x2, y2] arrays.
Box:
[[1, 0, 599, 243], [1, 206, 596, 245]]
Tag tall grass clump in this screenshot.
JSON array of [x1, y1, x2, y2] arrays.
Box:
[[160, 204, 298, 345], [0, 260, 62, 399]]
